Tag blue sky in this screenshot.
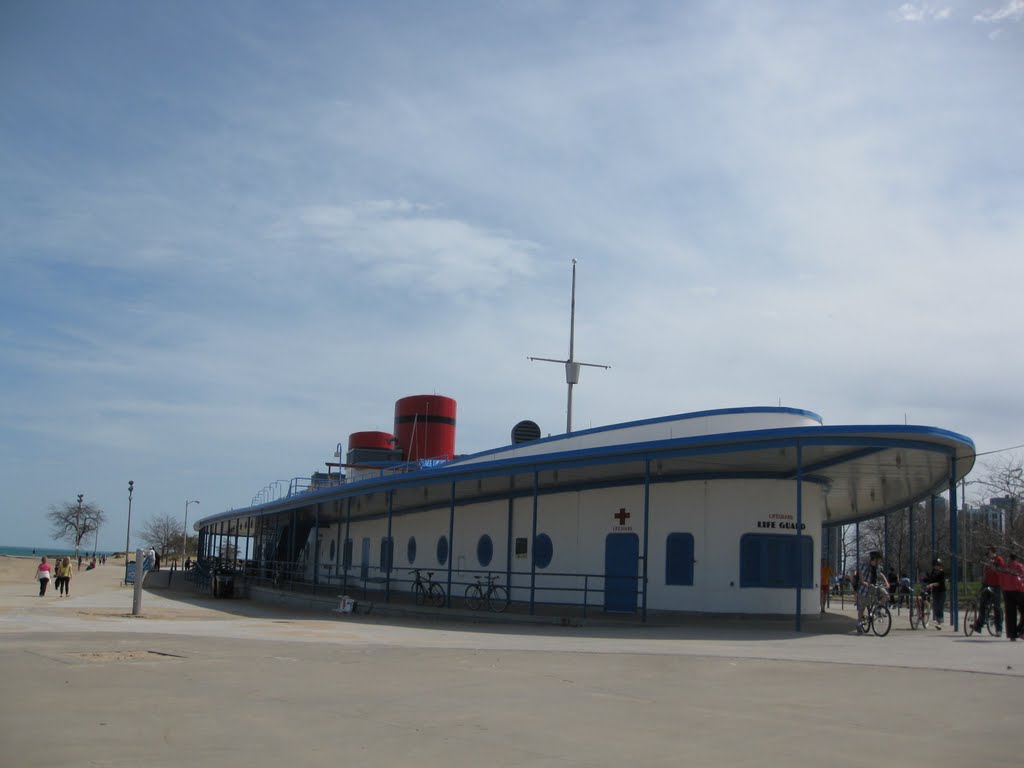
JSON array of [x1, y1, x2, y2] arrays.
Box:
[[1, 1, 1022, 550]]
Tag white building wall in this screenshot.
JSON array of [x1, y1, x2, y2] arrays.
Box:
[[292, 476, 824, 616], [453, 410, 822, 468], [448, 500, 508, 582]]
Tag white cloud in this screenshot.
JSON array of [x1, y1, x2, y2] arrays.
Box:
[[897, 3, 953, 22], [975, 0, 1024, 22], [270, 201, 538, 295]]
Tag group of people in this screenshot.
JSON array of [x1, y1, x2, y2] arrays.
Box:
[[847, 546, 1024, 640], [970, 546, 1024, 641], [849, 550, 949, 631], [34, 556, 75, 597]]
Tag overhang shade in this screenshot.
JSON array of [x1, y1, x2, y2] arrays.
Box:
[[196, 423, 975, 531]]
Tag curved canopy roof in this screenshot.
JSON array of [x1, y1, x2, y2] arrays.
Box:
[[197, 420, 975, 531]]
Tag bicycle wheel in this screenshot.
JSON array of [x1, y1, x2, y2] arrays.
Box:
[[909, 600, 921, 630], [963, 605, 976, 636], [412, 582, 427, 606], [464, 583, 483, 610], [429, 582, 446, 607], [983, 604, 997, 636], [487, 585, 509, 612], [871, 606, 892, 637]]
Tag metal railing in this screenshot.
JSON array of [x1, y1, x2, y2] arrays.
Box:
[[247, 456, 455, 507], [237, 560, 642, 618]]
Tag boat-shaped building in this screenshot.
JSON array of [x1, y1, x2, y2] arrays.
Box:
[[193, 394, 974, 623]]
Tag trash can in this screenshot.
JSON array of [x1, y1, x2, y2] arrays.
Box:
[[214, 574, 234, 598]]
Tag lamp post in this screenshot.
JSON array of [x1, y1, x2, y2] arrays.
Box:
[[183, 499, 200, 567], [124, 480, 134, 585]]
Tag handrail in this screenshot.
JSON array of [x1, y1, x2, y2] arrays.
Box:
[[244, 560, 642, 617]]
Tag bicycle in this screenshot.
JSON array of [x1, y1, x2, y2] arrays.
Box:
[[963, 586, 998, 637], [893, 582, 913, 615], [857, 584, 892, 637], [464, 574, 510, 612], [409, 569, 446, 607], [909, 588, 932, 630]]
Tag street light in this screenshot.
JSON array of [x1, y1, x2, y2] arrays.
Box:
[[183, 499, 200, 568], [124, 480, 134, 585]]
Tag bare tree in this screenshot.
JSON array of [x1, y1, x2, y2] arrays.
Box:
[[139, 512, 189, 564], [47, 497, 106, 563], [973, 452, 1024, 552], [842, 500, 953, 585]]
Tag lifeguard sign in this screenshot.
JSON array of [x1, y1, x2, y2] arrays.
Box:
[[124, 555, 153, 585]]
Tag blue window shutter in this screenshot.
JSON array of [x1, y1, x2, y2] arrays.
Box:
[[342, 538, 353, 570], [740, 534, 812, 589], [665, 533, 694, 585]]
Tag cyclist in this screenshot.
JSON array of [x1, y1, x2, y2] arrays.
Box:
[[973, 546, 1004, 636], [923, 558, 946, 630], [856, 551, 888, 632]]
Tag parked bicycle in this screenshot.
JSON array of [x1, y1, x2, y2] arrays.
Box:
[[857, 584, 892, 637], [963, 585, 998, 637], [409, 569, 446, 607], [464, 574, 510, 612], [909, 588, 932, 630]]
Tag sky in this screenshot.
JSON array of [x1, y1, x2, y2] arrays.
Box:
[[1, 1, 1022, 551]]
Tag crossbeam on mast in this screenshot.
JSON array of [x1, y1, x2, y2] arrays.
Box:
[[528, 259, 610, 433]]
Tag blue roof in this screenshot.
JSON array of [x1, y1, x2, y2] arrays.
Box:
[[196, 416, 975, 530]]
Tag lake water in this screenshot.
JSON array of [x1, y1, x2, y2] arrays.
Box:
[[0, 545, 112, 558]]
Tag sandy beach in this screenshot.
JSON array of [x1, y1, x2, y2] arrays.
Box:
[[0, 555, 237, 622], [0, 554, 1020, 767], [0, 554, 124, 603]]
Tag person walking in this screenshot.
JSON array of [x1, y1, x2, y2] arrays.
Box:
[[820, 558, 834, 613], [1002, 553, 1023, 642], [924, 558, 947, 629], [54, 556, 73, 596], [973, 546, 1004, 636], [35, 557, 52, 596], [897, 573, 913, 610]]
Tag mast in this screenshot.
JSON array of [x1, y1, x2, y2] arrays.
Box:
[[529, 259, 610, 433]]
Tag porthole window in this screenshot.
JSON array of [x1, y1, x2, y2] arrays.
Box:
[[477, 534, 493, 568], [533, 533, 553, 569], [407, 536, 417, 565], [437, 535, 449, 566]]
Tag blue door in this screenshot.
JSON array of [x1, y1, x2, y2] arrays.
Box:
[[360, 537, 371, 581], [604, 533, 639, 613]]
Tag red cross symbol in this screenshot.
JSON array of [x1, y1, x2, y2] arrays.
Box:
[[614, 508, 630, 525]]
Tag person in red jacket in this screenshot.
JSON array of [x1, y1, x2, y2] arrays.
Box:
[[974, 546, 1005, 636], [1003, 553, 1023, 642]]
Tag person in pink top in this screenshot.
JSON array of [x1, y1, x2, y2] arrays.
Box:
[[973, 546, 1005, 636], [35, 556, 52, 596], [1002, 553, 1024, 642]]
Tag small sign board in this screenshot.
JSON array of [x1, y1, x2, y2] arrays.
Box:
[[124, 556, 153, 585]]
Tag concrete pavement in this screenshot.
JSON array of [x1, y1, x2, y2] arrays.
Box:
[[0, 578, 1018, 767]]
